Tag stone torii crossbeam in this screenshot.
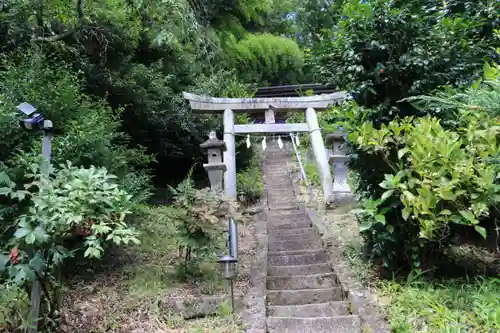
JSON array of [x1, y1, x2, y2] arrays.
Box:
[[183, 91, 349, 203]]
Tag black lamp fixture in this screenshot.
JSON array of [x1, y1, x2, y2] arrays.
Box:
[[218, 254, 237, 313], [17, 102, 46, 131]]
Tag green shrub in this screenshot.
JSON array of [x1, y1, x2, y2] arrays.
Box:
[[237, 153, 263, 205], [341, 68, 500, 269], [312, 5, 500, 271], [0, 162, 139, 329], [0, 59, 154, 200], [311, 0, 497, 116], [0, 283, 29, 331], [226, 33, 304, 85], [165, 172, 240, 279]]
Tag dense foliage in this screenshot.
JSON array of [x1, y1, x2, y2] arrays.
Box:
[[331, 50, 500, 270], [0, 0, 304, 330], [0, 162, 139, 330], [312, 0, 498, 115], [308, 0, 499, 270]]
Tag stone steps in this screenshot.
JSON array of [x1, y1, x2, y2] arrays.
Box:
[[267, 301, 351, 317], [268, 221, 311, 230], [262, 151, 361, 333], [269, 227, 315, 237], [268, 233, 317, 243], [268, 250, 329, 266], [268, 239, 322, 252], [267, 316, 361, 333], [267, 273, 338, 290], [267, 287, 344, 305], [268, 263, 333, 276]]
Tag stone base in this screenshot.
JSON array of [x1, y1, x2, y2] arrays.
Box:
[[161, 295, 243, 319], [327, 192, 354, 207]]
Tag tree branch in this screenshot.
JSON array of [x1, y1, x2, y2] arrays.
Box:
[[32, 0, 87, 43]]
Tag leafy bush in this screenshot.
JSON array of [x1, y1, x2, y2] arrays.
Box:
[[0, 162, 139, 329], [339, 65, 500, 270], [0, 283, 29, 331], [226, 33, 304, 85], [0, 59, 154, 200], [312, 0, 497, 118], [166, 172, 240, 279], [237, 153, 263, 205], [310, 2, 499, 272]]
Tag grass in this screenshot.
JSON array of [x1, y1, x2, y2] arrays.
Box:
[[379, 277, 500, 333], [343, 241, 500, 333]]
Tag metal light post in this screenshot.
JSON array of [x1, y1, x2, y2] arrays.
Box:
[[17, 103, 53, 333], [218, 254, 237, 313]]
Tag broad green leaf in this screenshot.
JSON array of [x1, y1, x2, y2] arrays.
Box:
[[84, 247, 102, 259], [459, 210, 476, 223], [402, 207, 411, 220], [398, 148, 409, 160], [474, 226, 487, 239], [381, 190, 394, 202], [439, 190, 457, 201], [375, 214, 386, 224], [359, 222, 373, 232], [484, 62, 498, 81], [14, 227, 31, 239], [29, 253, 45, 274], [0, 254, 8, 272], [33, 225, 49, 243], [403, 191, 415, 202], [0, 187, 11, 195], [25, 232, 36, 244]]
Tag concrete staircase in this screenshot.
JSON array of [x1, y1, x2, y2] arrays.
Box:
[[262, 146, 361, 333]]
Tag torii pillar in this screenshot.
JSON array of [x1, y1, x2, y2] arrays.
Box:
[[305, 107, 333, 201]]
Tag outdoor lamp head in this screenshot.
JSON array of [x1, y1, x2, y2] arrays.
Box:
[[19, 113, 45, 130], [16, 103, 45, 131], [218, 254, 237, 280]]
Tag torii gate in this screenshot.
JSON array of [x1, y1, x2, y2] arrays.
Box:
[[183, 91, 349, 203]]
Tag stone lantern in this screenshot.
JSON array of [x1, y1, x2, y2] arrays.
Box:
[[200, 131, 227, 190], [326, 131, 353, 205]]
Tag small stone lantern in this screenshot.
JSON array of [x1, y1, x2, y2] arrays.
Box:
[[326, 131, 353, 205], [200, 131, 227, 190]]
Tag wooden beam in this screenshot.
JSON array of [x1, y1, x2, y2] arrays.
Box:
[[183, 92, 349, 113], [234, 123, 309, 134]]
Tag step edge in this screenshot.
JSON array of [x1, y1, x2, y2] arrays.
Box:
[[268, 250, 326, 256], [268, 262, 332, 268], [267, 287, 341, 293], [266, 272, 337, 279], [267, 315, 361, 320], [267, 300, 350, 308]]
